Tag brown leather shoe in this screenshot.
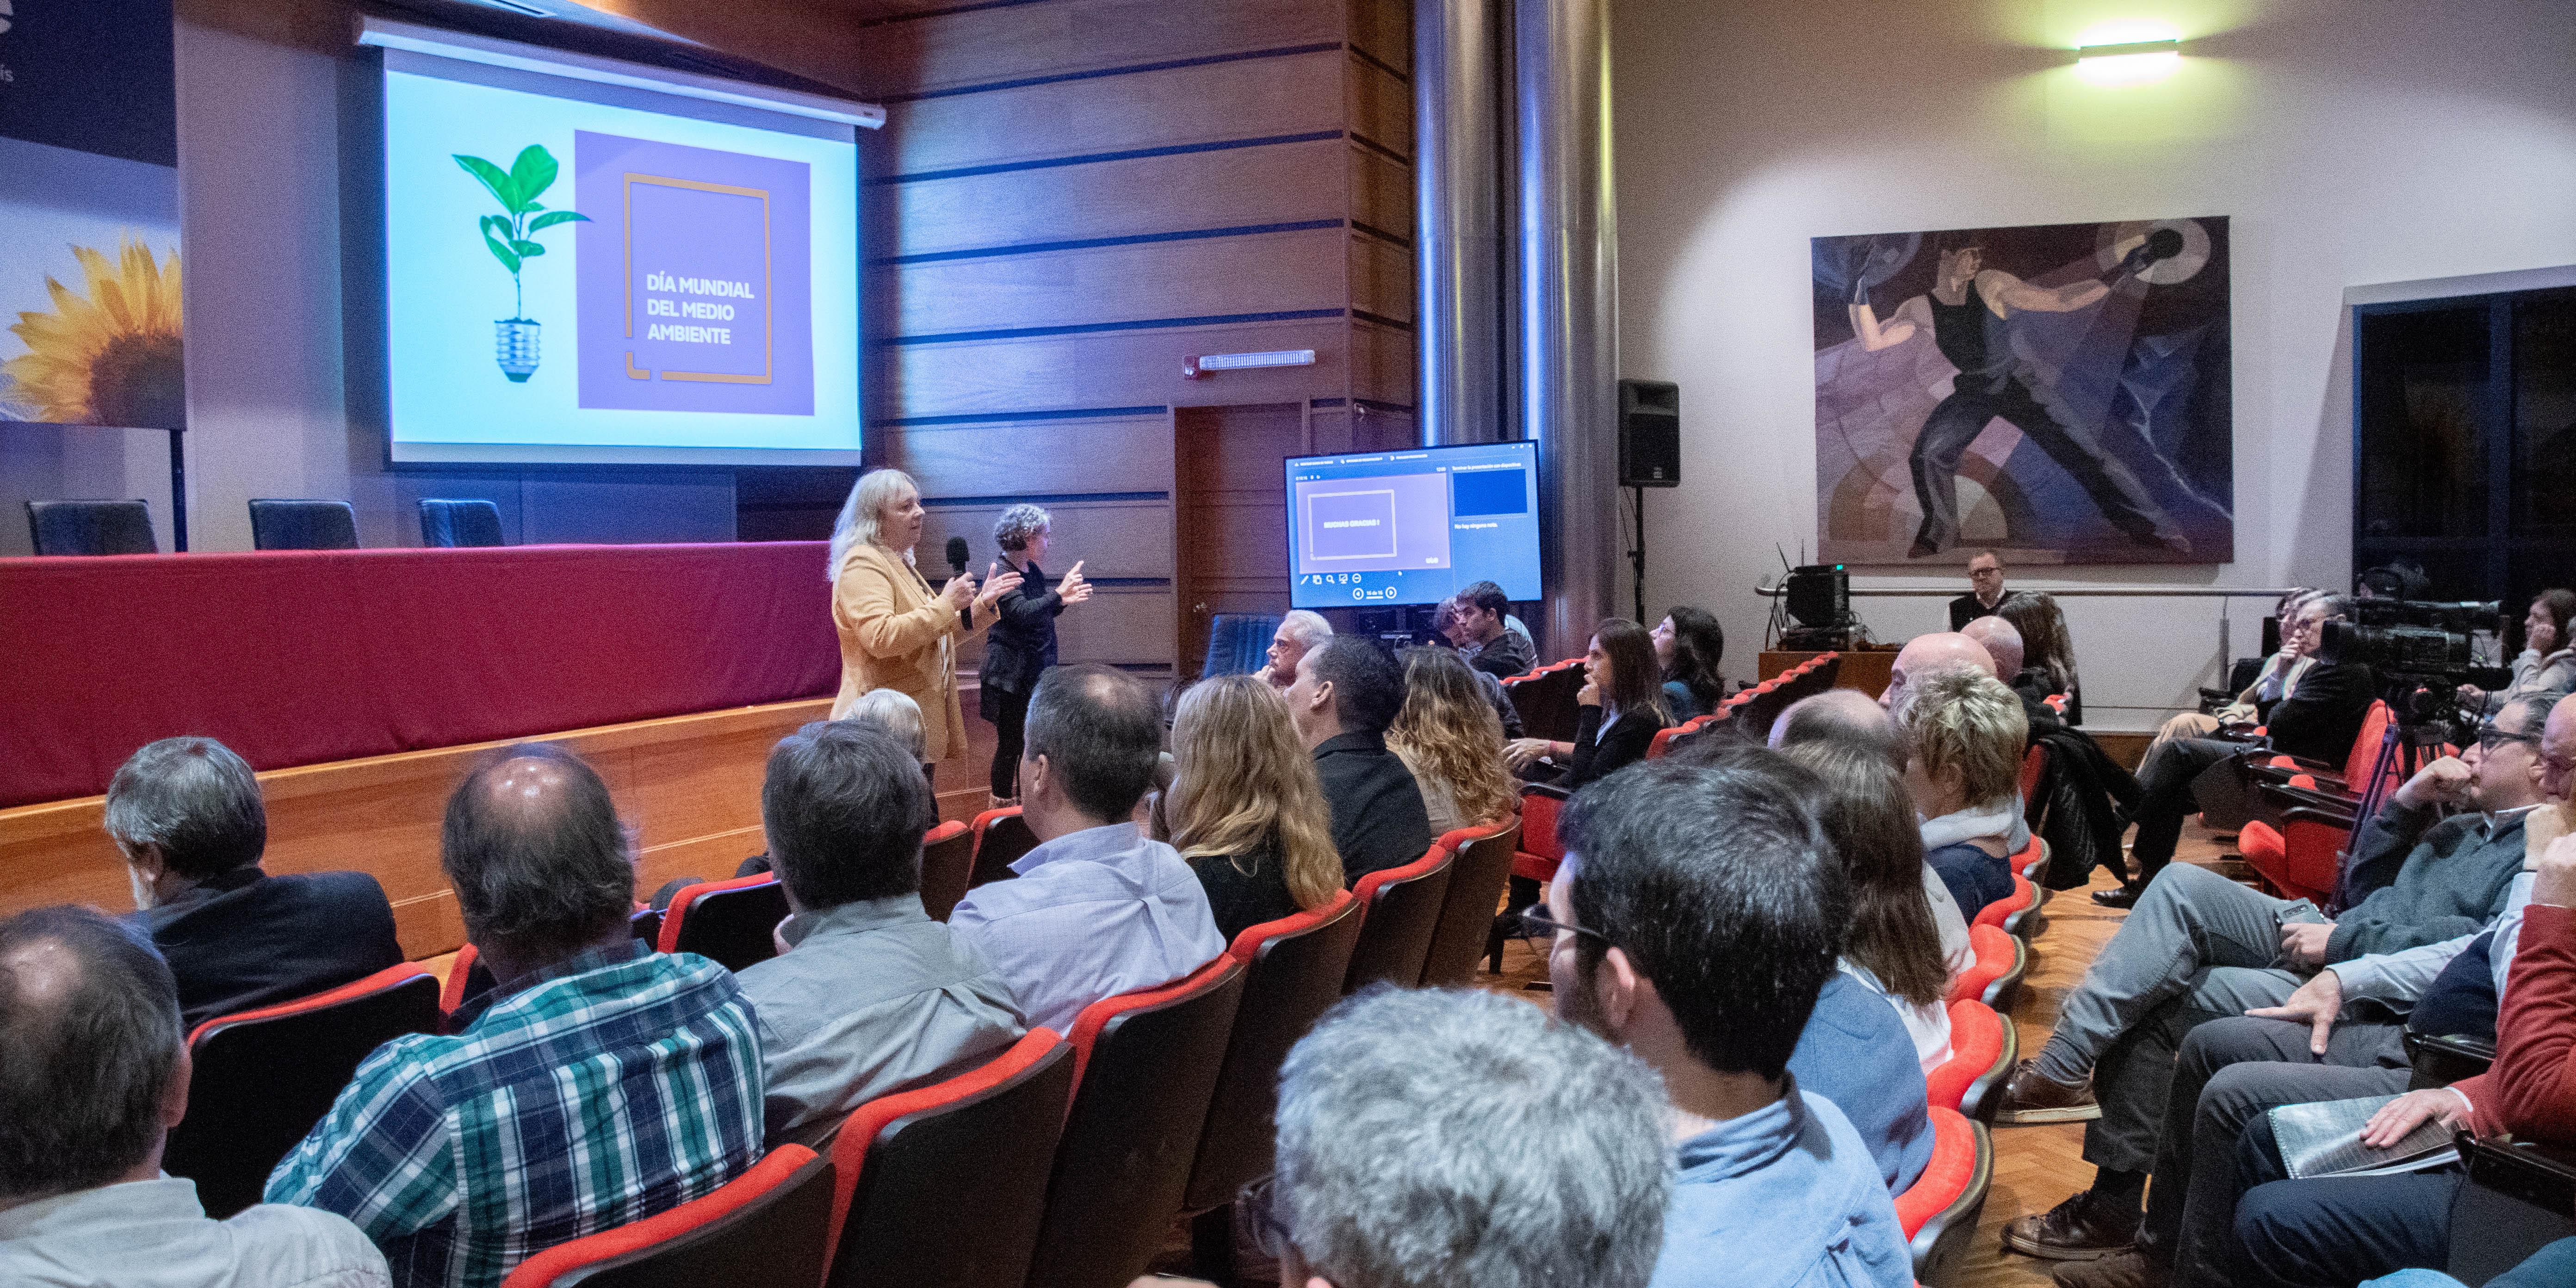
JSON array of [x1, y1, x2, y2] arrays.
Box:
[[2053, 1250, 2167, 1288], [2002, 1189, 2139, 1261], [1995, 1059, 2101, 1124]]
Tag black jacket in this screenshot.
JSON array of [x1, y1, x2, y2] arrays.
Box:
[[2259, 660, 2379, 765], [978, 560, 1065, 718], [2031, 726, 2143, 890], [1468, 628, 1537, 682], [1565, 704, 1665, 789], [1949, 594, 2003, 632], [1313, 731, 1435, 885], [137, 867, 405, 1030], [1188, 832, 1302, 944]]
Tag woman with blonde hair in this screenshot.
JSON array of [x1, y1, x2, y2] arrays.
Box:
[[1164, 674, 1346, 940], [1388, 647, 1516, 836], [825, 468, 1020, 762]]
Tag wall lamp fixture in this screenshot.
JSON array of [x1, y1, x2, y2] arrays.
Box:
[[2077, 37, 2182, 60], [1183, 349, 1317, 379]]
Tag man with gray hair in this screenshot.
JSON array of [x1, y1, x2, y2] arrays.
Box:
[[1264, 986, 1671, 1288], [0, 905, 389, 1287], [1267, 609, 1334, 689], [104, 736, 402, 1028], [267, 744, 763, 1288]]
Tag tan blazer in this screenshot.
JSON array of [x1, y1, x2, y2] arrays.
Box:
[[831, 543, 978, 762]]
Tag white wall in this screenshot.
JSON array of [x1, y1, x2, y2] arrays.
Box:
[[1611, 0, 2576, 728]]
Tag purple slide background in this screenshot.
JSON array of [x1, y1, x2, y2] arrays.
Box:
[[574, 130, 813, 415], [1296, 473, 1450, 572]]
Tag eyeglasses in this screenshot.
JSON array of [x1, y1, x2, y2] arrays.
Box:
[[2477, 725, 2543, 751], [1238, 1174, 1292, 1260], [1517, 902, 1611, 947]]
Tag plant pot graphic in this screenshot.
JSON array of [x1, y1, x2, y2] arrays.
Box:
[[495, 319, 541, 382]]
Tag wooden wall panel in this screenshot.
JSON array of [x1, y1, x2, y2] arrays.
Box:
[[1346, 55, 1413, 159], [1350, 318, 1417, 408], [891, 228, 1351, 337], [854, 0, 1344, 99], [870, 49, 1348, 178], [886, 137, 1349, 257], [1350, 147, 1413, 240], [1346, 0, 1412, 73], [1350, 235, 1415, 324], [919, 498, 1175, 581], [1053, 584, 1180, 666], [886, 414, 1173, 497], [876, 317, 1355, 419]]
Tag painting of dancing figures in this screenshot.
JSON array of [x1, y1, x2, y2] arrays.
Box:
[[1811, 217, 2232, 564]]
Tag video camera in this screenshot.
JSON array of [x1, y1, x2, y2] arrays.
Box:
[[2318, 599, 2509, 741]]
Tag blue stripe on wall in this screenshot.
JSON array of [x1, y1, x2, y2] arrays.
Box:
[[881, 218, 1346, 266], [885, 308, 1346, 347], [886, 42, 1346, 103], [880, 130, 1345, 186]]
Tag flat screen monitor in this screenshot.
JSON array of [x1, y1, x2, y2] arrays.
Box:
[[370, 33, 863, 465], [1285, 441, 1542, 609]]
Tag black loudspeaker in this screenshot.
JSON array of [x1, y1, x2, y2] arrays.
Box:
[[1618, 379, 1680, 488], [1785, 564, 1849, 628]]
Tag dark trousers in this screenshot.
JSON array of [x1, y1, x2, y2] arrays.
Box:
[[2129, 736, 2239, 884], [2136, 1016, 2411, 1288], [2229, 1111, 2459, 1288], [1907, 374, 2175, 553], [987, 685, 1030, 799]]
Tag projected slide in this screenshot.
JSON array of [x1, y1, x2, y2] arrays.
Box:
[[379, 54, 860, 465], [1286, 441, 1543, 609]]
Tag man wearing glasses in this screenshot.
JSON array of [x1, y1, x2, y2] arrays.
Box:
[[1994, 694, 2557, 1266], [1950, 550, 2009, 631]]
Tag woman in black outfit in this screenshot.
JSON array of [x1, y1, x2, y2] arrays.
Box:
[[979, 504, 1091, 806], [1159, 673, 1347, 941], [1505, 617, 1671, 788]]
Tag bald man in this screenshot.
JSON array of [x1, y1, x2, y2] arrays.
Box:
[[1961, 615, 2064, 743], [1880, 632, 1997, 716], [1771, 688, 1910, 774]]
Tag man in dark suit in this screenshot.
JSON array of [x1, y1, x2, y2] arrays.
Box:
[[105, 737, 403, 1029], [1285, 635, 1435, 885], [1947, 549, 2008, 631]]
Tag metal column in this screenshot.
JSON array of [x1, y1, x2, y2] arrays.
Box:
[[1516, 0, 1617, 655], [1415, 0, 1507, 446]]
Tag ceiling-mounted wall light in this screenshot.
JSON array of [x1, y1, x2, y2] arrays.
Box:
[[2074, 33, 2184, 86], [1182, 349, 1317, 379]]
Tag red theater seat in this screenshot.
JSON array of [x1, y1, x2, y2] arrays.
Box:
[[1502, 658, 1587, 743], [501, 1145, 835, 1288], [1343, 843, 1455, 992], [656, 874, 790, 972], [1895, 1107, 1993, 1287], [2239, 808, 2350, 906], [1973, 873, 2041, 941], [1923, 999, 2015, 1123], [1027, 956, 1247, 1288], [968, 807, 1040, 888], [1418, 819, 1516, 985], [824, 1029, 1075, 1288], [1948, 923, 2027, 1014], [918, 819, 974, 922], [164, 964, 443, 1218]]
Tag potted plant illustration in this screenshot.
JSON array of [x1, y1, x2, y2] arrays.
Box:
[[456, 144, 588, 383]]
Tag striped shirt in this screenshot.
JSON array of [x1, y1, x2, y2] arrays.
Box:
[[264, 940, 764, 1288]]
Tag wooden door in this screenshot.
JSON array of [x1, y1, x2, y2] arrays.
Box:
[[1174, 402, 1306, 680]]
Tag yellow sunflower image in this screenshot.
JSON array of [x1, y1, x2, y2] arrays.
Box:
[[3, 238, 186, 430]]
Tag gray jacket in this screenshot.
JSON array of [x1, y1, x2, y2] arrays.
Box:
[[2328, 799, 2536, 963]]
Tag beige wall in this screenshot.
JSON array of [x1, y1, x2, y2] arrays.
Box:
[[1612, 0, 2576, 727]]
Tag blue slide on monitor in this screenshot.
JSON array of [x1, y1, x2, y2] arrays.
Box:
[[1285, 442, 1542, 609]]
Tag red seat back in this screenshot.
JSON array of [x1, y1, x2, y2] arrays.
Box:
[[165, 964, 443, 1217], [1893, 1107, 1992, 1286], [1183, 892, 1365, 1211], [2343, 701, 2394, 789], [1502, 658, 1587, 743], [441, 942, 484, 1017], [1027, 958, 1248, 1288], [1971, 873, 2038, 936], [1342, 844, 1455, 993], [657, 875, 790, 972], [1927, 999, 2014, 1122], [968, 807, 1040, 888], [2018, 743, 2049, 826], [1946, 923, 2023, 1010], [919, 820, 975, 922], [825, 1030, 1075, 1288], [502, 1146, 836, 1288], [1418, 820, 1521, 987]]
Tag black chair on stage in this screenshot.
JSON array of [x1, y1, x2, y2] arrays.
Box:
[[420, 498, 506, 548], [249, 499, 360, 551], [27, 499, 156, 555]]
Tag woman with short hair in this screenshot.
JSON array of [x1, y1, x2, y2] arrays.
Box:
[[1163, 674, 1346, 940], [978, 503, 1092, 805], [1388, 648, 1516, 836], [1895, 667, 2029, 919]]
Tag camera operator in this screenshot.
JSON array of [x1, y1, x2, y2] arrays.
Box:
[[2102, 594, 2378, 908], [2460, 588, 2576, 716]]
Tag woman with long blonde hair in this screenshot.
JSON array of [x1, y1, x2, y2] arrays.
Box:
[[1388, 647, 1515, 836], [1164, 674, 1346, 940], [825, 468, 1021, 761]]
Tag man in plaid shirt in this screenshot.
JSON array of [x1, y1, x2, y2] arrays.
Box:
[[265, 745, 763, 1288]]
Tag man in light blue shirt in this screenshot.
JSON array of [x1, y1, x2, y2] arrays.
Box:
[[1544, 758, 1913, 1288], [949, 665, 1226, 1033]]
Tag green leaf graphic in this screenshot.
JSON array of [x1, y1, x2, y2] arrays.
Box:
[[483, 227, 522, 274], [510, 240, 546, 258], [455, 155, 518, 212], [508, 145, 559, 207], [527, 211, 591, 231]]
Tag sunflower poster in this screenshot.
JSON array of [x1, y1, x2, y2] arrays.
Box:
[[0, 0, 186, 431]]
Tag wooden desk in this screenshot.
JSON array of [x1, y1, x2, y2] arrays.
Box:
[[1759, 649, 1895, 698]]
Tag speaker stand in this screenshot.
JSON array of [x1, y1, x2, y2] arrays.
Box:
[[1628, 484, 1647, 625]]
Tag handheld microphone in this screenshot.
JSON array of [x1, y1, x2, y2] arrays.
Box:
[[946, 536, 970, 578]]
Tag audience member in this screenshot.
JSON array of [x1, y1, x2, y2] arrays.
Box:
[[1454, 580, 1537, 681], [1163, 674, 1347, 941], [1387, 648, 1516, 837], [1781, 740, 1961, 1075], [735, 722, 1024, 1149], [104, 736, 402, 1030], [1653, 606, 1728, 720], [1266, 610, 1333, 690], [1505, 617, 1670, 788], [1950, 549, 2008, 631], [1286, 636, 1436, 885], [1547, 759, 1913, 1285], [1879, 630, 1997, 717], [0, 905, 389, 1288], [2109, 593, 2376, 904], [1768, 692, 1976, 983], [1999, 590, 2086, 724], [2154, 588, 2321, 749], [267, 744, 762, 1288], [1992, 696, 2556, 1264], [1963, 613, 2064, 739], [1895, 668, 2029, 917], [2461, 588, 2576, 715], [846, 687, 927, 759], [1267, 987, 1671, 1288], [981, 504, 1091, 805], [949, 665, 1224, 1030]]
